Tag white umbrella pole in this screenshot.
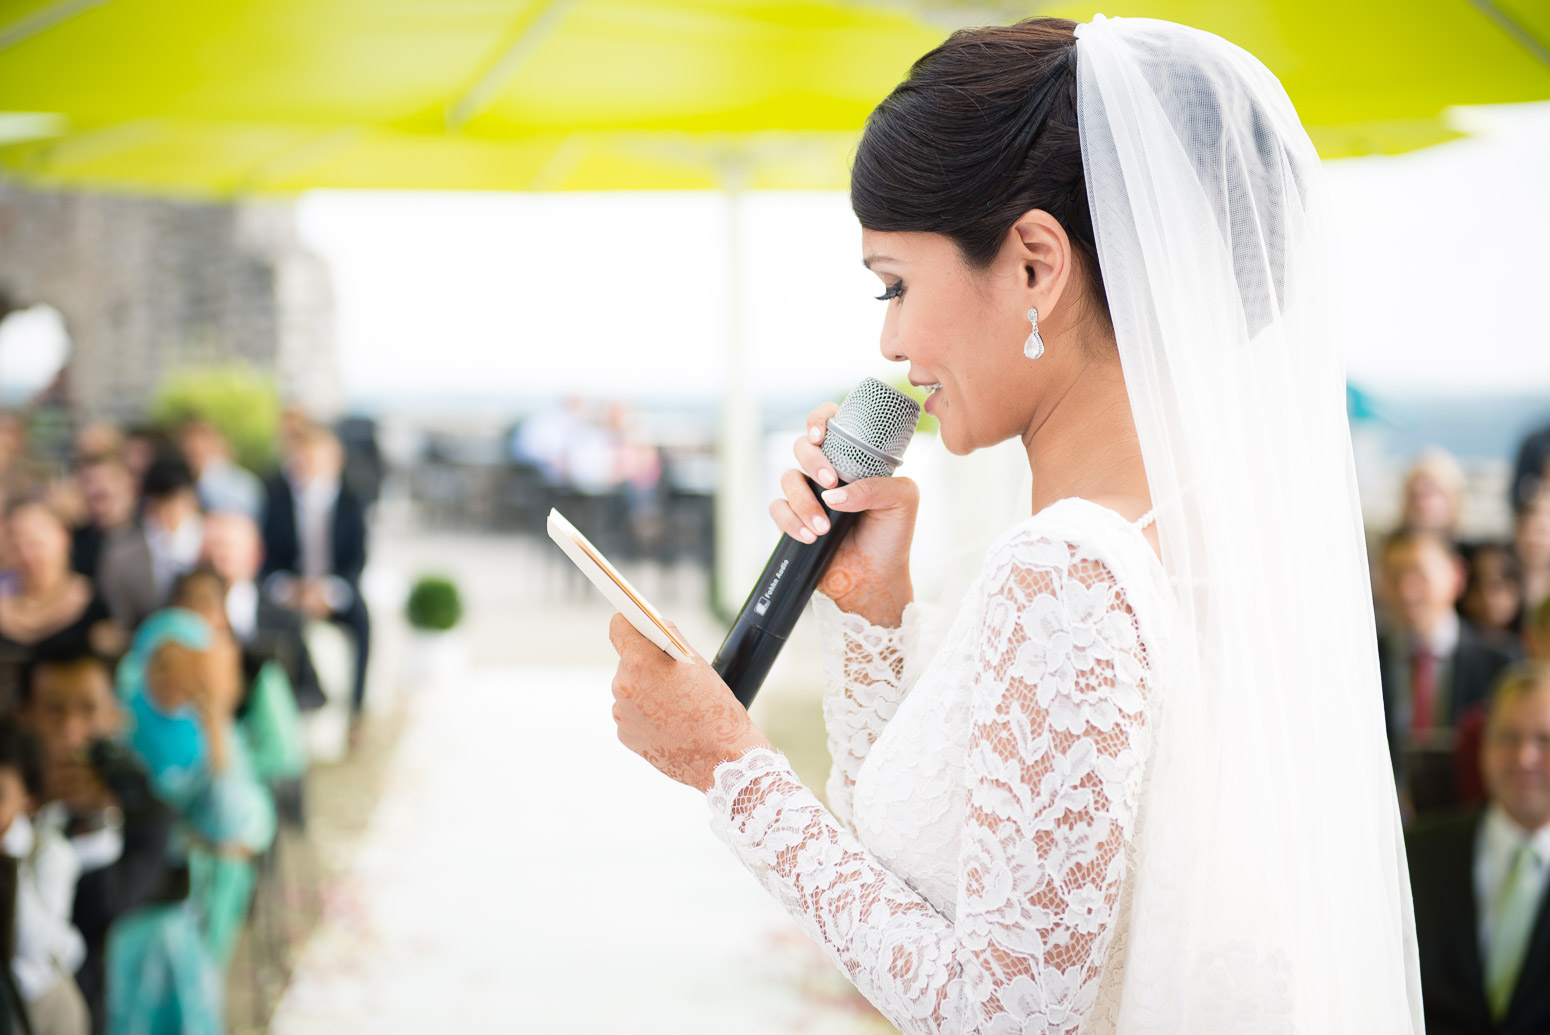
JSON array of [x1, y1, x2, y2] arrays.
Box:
[[713, 161, 761, 619]]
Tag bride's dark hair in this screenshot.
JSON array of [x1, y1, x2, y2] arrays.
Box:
[[851, 18, 1110, 328]]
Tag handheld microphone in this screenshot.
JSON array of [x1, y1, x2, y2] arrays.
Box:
[[713, 378, 921, 709]]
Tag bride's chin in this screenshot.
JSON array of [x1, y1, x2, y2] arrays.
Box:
[[938, 418, 974, 456]]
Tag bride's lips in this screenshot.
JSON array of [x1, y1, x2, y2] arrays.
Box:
[[921, 382, 943, 415]]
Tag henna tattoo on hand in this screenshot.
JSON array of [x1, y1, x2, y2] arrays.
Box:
[[820, 550, 907, 628]]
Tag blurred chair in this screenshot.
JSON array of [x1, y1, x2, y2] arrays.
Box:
[[496, 459, 551, 537]]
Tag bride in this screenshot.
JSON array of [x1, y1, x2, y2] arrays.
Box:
[[606, 14, 1423, 1033]]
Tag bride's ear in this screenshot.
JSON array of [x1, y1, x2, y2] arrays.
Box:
[[1008, 208, 1072, 310]]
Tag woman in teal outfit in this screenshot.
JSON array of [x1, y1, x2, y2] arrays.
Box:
[[107, 608, 275, 1035]]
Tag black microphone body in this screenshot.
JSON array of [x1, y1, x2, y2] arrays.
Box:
[[712, 378, 920, 709], [714, 479, 858, 709]]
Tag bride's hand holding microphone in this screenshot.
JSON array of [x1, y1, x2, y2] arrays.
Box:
[[770, 402, 918, 628], [609, 384, 921, 789]]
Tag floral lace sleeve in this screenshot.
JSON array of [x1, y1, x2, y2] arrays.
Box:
[[709, 532, 1153, 1033], [812, 593, 928, 829]]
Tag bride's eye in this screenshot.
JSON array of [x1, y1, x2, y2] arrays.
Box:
[[874, 281, 904, 302]]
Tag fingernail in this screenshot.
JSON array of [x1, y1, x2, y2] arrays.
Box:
[[813, 516, 830, 535], [820, 468, 836, 487], [822, 488, 847, 505], [797, 527, 816, 543], [808, 426, 823, 443]]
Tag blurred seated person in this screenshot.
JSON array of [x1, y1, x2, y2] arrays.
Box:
[[176, 419, 262, 523], [262, 424, 370, 717], [1518, 488, 1550, 628], [39, 481, 86, 545], [68, 457, 137, 586], [70, 426, 122, 472], [97, 456, 203, 632], [0, 413, 28, 486], [510, 397, 584, 486], [1379, 528, 1517, 817], [17, 648, 178, 1035], [0, 717, 88, 1035], [0, 499, 120, 712], [167, 572, 301, 952], [1512, 421, 1550, 515], [108, 610, 274, 1030], [0, 485, 14, 597], [201, 513, 322, 712], [1528, 597, 1550, 663], [1461, 542, 1527, 654], [170, 570, 307, 788], [116, 427, 175, 493], [1408, 663, 1550, 1034], [1402, 447, 1467, 538]]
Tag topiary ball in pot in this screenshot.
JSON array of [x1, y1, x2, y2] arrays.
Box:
[[406, 576, 463, 632]]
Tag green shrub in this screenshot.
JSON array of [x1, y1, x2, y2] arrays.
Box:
[[406, 576, 463, 632], [150, 364, 280, 472]]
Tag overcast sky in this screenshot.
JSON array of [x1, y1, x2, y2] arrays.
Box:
[[1, 103, 1545, 409], [293, 99, 1550, 410]]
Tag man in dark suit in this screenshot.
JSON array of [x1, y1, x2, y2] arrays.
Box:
[[261, 423, 370, 716], [1378, 528, 1517, 815], [1408, 663, 1550, 1035]]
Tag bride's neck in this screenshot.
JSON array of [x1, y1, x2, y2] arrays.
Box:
[[1022, 351, 1150, 521]]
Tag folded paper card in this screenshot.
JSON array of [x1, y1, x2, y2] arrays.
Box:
[[546, 508, 692, 662]]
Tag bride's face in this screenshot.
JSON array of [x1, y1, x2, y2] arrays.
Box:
[[861, 226, 1053, 456]]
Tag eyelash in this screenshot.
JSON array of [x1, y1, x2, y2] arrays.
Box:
[[874, 281, 904, 302]]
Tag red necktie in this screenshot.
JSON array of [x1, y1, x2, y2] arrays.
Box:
[[1410, 648, 1438, 731]]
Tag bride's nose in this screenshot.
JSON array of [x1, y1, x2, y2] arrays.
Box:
[[878, 307, 906, 364]]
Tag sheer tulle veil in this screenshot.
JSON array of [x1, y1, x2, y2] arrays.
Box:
[[1072, 15, 1424, 1031]]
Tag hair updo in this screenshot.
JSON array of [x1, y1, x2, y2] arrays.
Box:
[[851, 18, 1110, 330]]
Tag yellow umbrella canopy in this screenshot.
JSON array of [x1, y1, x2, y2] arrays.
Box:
[[0, 0, 1547, 196], [0, 0, 940, 194]]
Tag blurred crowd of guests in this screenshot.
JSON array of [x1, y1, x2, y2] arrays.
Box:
[[1375, 424, 1550, 1033], [0, 409, 373, 1035]]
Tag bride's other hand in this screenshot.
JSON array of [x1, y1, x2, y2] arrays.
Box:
[[608, 614, 771, 792], [769, 402, 918, 627]]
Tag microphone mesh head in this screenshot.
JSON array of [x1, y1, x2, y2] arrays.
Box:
[[821, 378, 922, 482]]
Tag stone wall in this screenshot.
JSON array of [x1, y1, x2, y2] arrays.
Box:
[[0, 182, 340, 421]]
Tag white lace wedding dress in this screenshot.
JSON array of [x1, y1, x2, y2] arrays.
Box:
[[708, 497, 1177, 1034]]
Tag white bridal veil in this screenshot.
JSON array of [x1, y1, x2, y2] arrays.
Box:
[[1073, 15, 1424, 1032]]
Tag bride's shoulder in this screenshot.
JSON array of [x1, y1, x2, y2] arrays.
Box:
[[980, 498, 1167, 604], [990, 497, 1145, 560]]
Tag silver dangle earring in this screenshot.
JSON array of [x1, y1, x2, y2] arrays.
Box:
[[1024, 307, 1045, 360]]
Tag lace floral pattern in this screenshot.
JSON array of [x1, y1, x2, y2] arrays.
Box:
[[708, 514, 1163, 1033], [815, 593, 923, 830]]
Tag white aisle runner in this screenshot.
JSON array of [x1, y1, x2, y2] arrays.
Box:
[[269, 667, 892, 1034]]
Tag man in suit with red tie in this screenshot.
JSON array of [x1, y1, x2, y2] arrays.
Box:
[[1379, 528, 1516, 817], [1408, 663, 1550, 1034]]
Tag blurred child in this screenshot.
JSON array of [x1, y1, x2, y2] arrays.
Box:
[[0, 718, 88, 1035], [107, 609, 274, 1035]]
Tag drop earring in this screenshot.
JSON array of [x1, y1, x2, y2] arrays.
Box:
[[1024, 307, 1045, 360]]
